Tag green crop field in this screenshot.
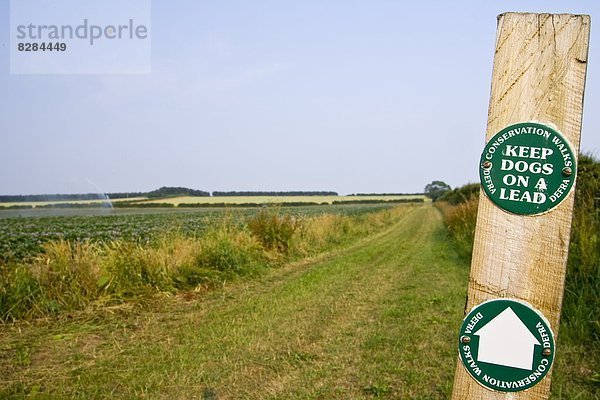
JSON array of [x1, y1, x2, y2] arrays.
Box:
[[0, 203, 398, 262]]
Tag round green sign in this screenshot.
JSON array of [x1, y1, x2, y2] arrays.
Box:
[[458, 299, 555, 392], [479, 122, 576, 215]]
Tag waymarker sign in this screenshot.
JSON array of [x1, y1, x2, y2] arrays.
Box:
[[458, 299, 555, 392], [479, 122, 576, 216]]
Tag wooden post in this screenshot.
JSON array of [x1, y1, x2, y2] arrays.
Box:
[[451, 13, 590, 400]]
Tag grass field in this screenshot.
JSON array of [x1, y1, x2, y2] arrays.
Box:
[[0, 204, 595, 398], [0, 206, 469, 399]]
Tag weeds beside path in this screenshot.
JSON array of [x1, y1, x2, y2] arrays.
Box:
[[0, 206, 469, 399]]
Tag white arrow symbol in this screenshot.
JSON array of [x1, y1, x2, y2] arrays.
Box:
[[474, 307, 541, 370]]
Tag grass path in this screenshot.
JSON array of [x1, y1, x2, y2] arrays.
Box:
[[0, 206, 469, 399]]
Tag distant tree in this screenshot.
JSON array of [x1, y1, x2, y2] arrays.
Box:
[[424, 181, 451, 201], [146, 187, 210, 198]]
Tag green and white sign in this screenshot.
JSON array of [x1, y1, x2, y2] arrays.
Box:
[[458, 299, 555, 392], [479, 122, 577, 215]]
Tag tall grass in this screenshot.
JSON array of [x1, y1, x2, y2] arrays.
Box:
[[0, 206, 410, 322], [435, 198, 478, 261], [561, 155, 600, 345], [247, 209, 300, 253]]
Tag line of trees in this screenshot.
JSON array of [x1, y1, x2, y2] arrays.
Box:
[[211, 191, 338, 197], [332, 198, 425, 205], [0, 187, 210, 203], [346, 192, 424, 196], [0, 188, 430, 203], [0, 193, 118, 202]]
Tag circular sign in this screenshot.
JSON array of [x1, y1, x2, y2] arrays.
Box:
[[458, 299, 555, 392], [479, 122, 576, 215]]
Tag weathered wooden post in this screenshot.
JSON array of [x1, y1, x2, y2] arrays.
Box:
[[451, 13, 590, 399]]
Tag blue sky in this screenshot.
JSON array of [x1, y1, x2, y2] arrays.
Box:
[[1, 0, 599, 195]]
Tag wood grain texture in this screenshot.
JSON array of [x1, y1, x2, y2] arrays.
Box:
[[451, 13, 589, 400]]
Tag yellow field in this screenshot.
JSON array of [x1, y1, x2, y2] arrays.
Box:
[[0, 197, 147, 208], [137, 195, 428, 206], [0, 195, 429, 208]]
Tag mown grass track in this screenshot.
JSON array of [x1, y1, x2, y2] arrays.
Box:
[[0, 206, 469, 399]]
